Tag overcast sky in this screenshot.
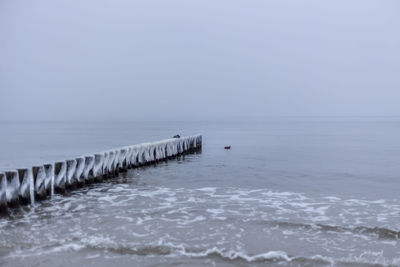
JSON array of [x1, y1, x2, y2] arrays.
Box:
[[0, 0, 399, 121]]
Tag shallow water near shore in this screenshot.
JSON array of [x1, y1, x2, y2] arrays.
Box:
[[0, 118, 400, 266]]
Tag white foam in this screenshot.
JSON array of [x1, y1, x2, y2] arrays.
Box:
[[180, 246, 292, 262]]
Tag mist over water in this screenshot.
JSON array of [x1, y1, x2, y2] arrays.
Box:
[[0, 118, 399, 266], [1, 1, 400, 121], [1, 0, 400, 265]]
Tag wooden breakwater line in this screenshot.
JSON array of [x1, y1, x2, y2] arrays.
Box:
[[0, 135, 202, 213]]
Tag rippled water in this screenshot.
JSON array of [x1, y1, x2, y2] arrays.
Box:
[[1, 118, 400, 266]]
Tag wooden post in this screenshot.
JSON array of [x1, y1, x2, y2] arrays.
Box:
[[33, 166, 47, 200], [83, 156, 95, 183], [74, 157, 85, 186], [43, 164, 54, 196], [54, 161, 67, 193], [93, 154, 104, 182], [5, 171, 20, 208], [0, 172, 7, 213], [66, 159, 77, 189], [17, 168, 34, 205]]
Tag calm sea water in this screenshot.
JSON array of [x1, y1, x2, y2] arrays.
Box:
[[0, 118, 399, 266]]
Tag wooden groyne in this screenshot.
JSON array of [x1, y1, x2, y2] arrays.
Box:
[[0, 135, 202, 213]]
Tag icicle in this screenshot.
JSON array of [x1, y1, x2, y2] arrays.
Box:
[[139, 144, 147, 163], [164, 143, 169, 158], [102, 152, 109, 177], [161, 141, 167, 159], [130, 146, 139, 166], [178, 139, 183, 154], [147, 144, 154, 162], [129, 147, 135, 164], [74, 157, 85, 184], [66, 160, 77, 187], [93, 154, 104, 181], [155, 143, 161, 160], [158, 143, 163, 160], [143, 144, 150, 163], [186, 137, 190, 150], [118, 148, 127, 170], [170, 141, 175, 156], [148, 144, 155, 162], [124, 147, 132, 168], [167, 141, 174, 157], [107, 151, 115, 174], [158, 142, 164, 160], [113, 150, 120, 172], [157, 143, 162, 160], [136, 145, 144, 164]]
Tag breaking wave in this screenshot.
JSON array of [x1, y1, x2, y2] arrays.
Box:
[[258, 221, 400, 240], [2, 184, 400, 266], [8, 241, 399, 267]]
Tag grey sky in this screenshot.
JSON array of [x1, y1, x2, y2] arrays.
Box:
[[1, 0, 399, 120]]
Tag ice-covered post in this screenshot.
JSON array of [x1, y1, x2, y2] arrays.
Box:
[[112, 150, 120, 175], [105, 151, 115, 178], [66, 160, 77, 189], [32, 166, 47, 200], [0, 172, 7, 212], [101, 152, 108, 179], [93, 154, 104, 182], [54, 162, 66, 193], [83, 155, 95, 183], [74, 157, 85, 186], [44, 164, 54, 196], [17, 168, 34, 205], [129, 146, 139, 168], [125, 147, 132, 168], [5, 171, 20, 208], [0, 135, 202, 212], [118, 148, 127, 172]]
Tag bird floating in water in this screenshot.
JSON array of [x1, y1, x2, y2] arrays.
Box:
[[224, 146, 231, 150], [173, 134, 181, 138]]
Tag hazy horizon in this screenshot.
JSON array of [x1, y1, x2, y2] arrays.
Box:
[[1, 0, 399, 121], [1, 2, 400, 265]]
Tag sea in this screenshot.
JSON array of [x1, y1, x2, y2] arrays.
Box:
[[0, 117, 399, 266]]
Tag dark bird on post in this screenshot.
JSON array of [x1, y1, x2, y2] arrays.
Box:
[[224, 146, 231, 150]]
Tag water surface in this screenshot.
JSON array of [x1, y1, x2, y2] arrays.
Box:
[[0, 118, 399, 266]]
